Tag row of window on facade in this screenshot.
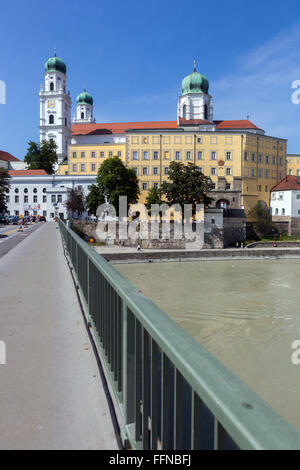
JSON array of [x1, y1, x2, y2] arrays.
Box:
[[244, 153, 283, 165], [8, 194, 64, 204], [271, 193, 300, 200], [130, 150, 284, 163], [131, 166, 234, 177], [130, 135, 285, 150], [72, 151, 122, 159], [12, 210, 59, 218], [140, 181, 232, 191], [288, 169, 300, 175], [131, 150, 231, 161], [11, 187, 47, 194], [245, 168, 282, 179], [270, 208, 300, 216]]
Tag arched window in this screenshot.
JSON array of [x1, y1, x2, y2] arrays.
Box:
[[50, 82, 54, 91], [81, 112, 84, 119], [216, 199, 230, 209], [182, 105, 186, 119], [49, 115, 54, 124]]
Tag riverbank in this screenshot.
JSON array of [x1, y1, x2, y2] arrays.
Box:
[[93, 245, 300, 264]]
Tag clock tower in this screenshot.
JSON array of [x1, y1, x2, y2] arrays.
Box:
[[39, 50, 72, 164]]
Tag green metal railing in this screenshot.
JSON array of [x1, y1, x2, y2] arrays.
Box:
[[59, 219, 300, 450]]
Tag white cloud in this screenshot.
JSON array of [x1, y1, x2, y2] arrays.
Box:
[[212, 21, 300, 151]]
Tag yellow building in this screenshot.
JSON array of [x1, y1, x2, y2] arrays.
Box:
[[57, 64, 287, 215], [286, 154, 300, 177]]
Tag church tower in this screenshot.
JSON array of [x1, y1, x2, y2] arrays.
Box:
[[177, 61, 213, 122], [39, 49, 72, 163], [73, 87, 95, 123]]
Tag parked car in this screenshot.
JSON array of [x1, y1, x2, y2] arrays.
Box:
[[0, 214, 8, 225], [39, 216, 46, 222], [8, 215, 19, 225]]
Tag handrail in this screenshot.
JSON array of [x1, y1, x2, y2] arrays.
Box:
[[58, 219, 300, 450]]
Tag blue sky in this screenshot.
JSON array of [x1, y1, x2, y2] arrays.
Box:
[[1, 0, 300, 159]]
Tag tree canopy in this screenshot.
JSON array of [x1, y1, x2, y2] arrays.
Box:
[[65, 188, 85, 218], [161, 162, 213, 213], [86, 184, 105, 217], [24, 140, 58, 174], [96, 157, 140, 215], [0, 167, 10, 213], [145, 187, 164, 213], [248, 202, 276, 238]]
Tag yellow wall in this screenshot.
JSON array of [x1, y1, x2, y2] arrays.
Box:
[[126, 132, 286, 212], [56, 143, 126, 176], [57, 131, 286, 215], [286, 155, 300, 176]]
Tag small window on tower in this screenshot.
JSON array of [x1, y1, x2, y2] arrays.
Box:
[[81, 112, 84, 119], [50, 83, 54, 91], [49, 115, 54, 124]]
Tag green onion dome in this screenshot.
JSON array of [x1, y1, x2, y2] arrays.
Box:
[[45, 52, 67, 75], [181, 61, 209, 95], [76, 90, 93, 106]]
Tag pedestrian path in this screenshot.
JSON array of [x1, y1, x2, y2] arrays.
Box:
[[0, 222, 119, 450]]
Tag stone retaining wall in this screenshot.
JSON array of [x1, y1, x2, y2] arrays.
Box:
[[98, 248, 300, 264]]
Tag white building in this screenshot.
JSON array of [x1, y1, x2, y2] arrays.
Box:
[[270, 176, 300, 217], [270, 176, 300, 236], [6, 170, 96, 221]]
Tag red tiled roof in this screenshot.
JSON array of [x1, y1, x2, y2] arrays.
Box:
[[72, 119, 262, 136], [71, 121, 178, 136], [178, 118, 213, 126], [215, 120, 261, 130], [272, 176, 300, 192], [0, 151, 20, 162], [8, 170, 48, 176]]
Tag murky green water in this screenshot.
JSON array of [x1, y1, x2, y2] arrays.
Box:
[[116, 259, 300, 431]]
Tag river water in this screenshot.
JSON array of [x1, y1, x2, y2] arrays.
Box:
[[116, 259, 300, 431]]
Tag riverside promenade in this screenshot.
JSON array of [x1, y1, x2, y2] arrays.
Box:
[[0, 222, 118, 450]]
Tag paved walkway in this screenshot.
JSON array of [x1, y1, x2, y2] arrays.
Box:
[[0, 222, 118, 450]]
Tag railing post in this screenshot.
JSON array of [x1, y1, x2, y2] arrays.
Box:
[[87, 256, 91, 323]]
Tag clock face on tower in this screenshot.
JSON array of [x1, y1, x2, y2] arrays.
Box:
[[48, 99, 55, 109]]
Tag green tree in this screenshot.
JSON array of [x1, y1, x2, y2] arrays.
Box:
[[65, 188, 85, 219], [161, 162, 213, 214], [96, 157, 140, 215], [86, 184, 105, 217], [24, 140, 58, 174], [0, 167, 11, 213], [145, 187, 164, 214], [248, 202, 275, 238]]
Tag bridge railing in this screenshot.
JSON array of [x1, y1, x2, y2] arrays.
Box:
[[58, 219, 300, 450]]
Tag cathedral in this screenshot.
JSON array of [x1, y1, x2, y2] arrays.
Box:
[[39, 50, 287, 214]]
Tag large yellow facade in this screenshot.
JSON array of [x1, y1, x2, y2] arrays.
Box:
[[58, 130, 286, 215]]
